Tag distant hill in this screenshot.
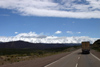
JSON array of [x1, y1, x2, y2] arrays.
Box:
[[0, 40, 81, 49], [93, 39, 100, 47]]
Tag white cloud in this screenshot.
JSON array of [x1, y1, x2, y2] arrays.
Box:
[[15, 32, 18, 34], [66, 31, 73, 34], [0, 32, 99, 44], [16, 32, 38, 37], [55, 31, 62, 34], [67, 31, 81, 34], [77, 32, 81, 34], [0, 0, 100, 18]]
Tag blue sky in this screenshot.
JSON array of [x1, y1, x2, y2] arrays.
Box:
[[0, 0, 100, 41], [0, 8, 100, 38]]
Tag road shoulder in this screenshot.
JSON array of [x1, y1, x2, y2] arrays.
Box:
[[91, 50, 100, 59], [0, 52, 71, 67]]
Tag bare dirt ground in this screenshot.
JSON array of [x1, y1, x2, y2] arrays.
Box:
[[0, 52, 71, 67]]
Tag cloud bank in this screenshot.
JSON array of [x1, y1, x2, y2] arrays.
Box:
[[0, 0, 100, 18], [0, 32, 99, 44]]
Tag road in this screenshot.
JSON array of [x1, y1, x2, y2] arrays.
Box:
[[44, 49, 100, 67]]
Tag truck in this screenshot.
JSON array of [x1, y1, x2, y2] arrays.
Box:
[[82, 41, 90, 54]]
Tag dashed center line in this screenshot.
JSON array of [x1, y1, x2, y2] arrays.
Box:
[[76, 56, 80, 67], [78, 57, 80, 59], [75, 63, 78, 67]]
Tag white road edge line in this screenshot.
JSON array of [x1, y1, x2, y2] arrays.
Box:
[[75, 63, 78, 67], [44, 49, 80, 67], [91, 53, 100, 61], [44, 53, 72, 67]]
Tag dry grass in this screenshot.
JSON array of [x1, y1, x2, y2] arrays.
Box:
[[0, 46, 80, 65]]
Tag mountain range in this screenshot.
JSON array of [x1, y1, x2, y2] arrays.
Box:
[[0, 40, 81, 49]]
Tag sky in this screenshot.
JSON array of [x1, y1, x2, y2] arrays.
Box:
[[0, 0, 100, 43]]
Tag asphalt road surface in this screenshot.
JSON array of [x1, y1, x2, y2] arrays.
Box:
[[45, 49, 100, 67]]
